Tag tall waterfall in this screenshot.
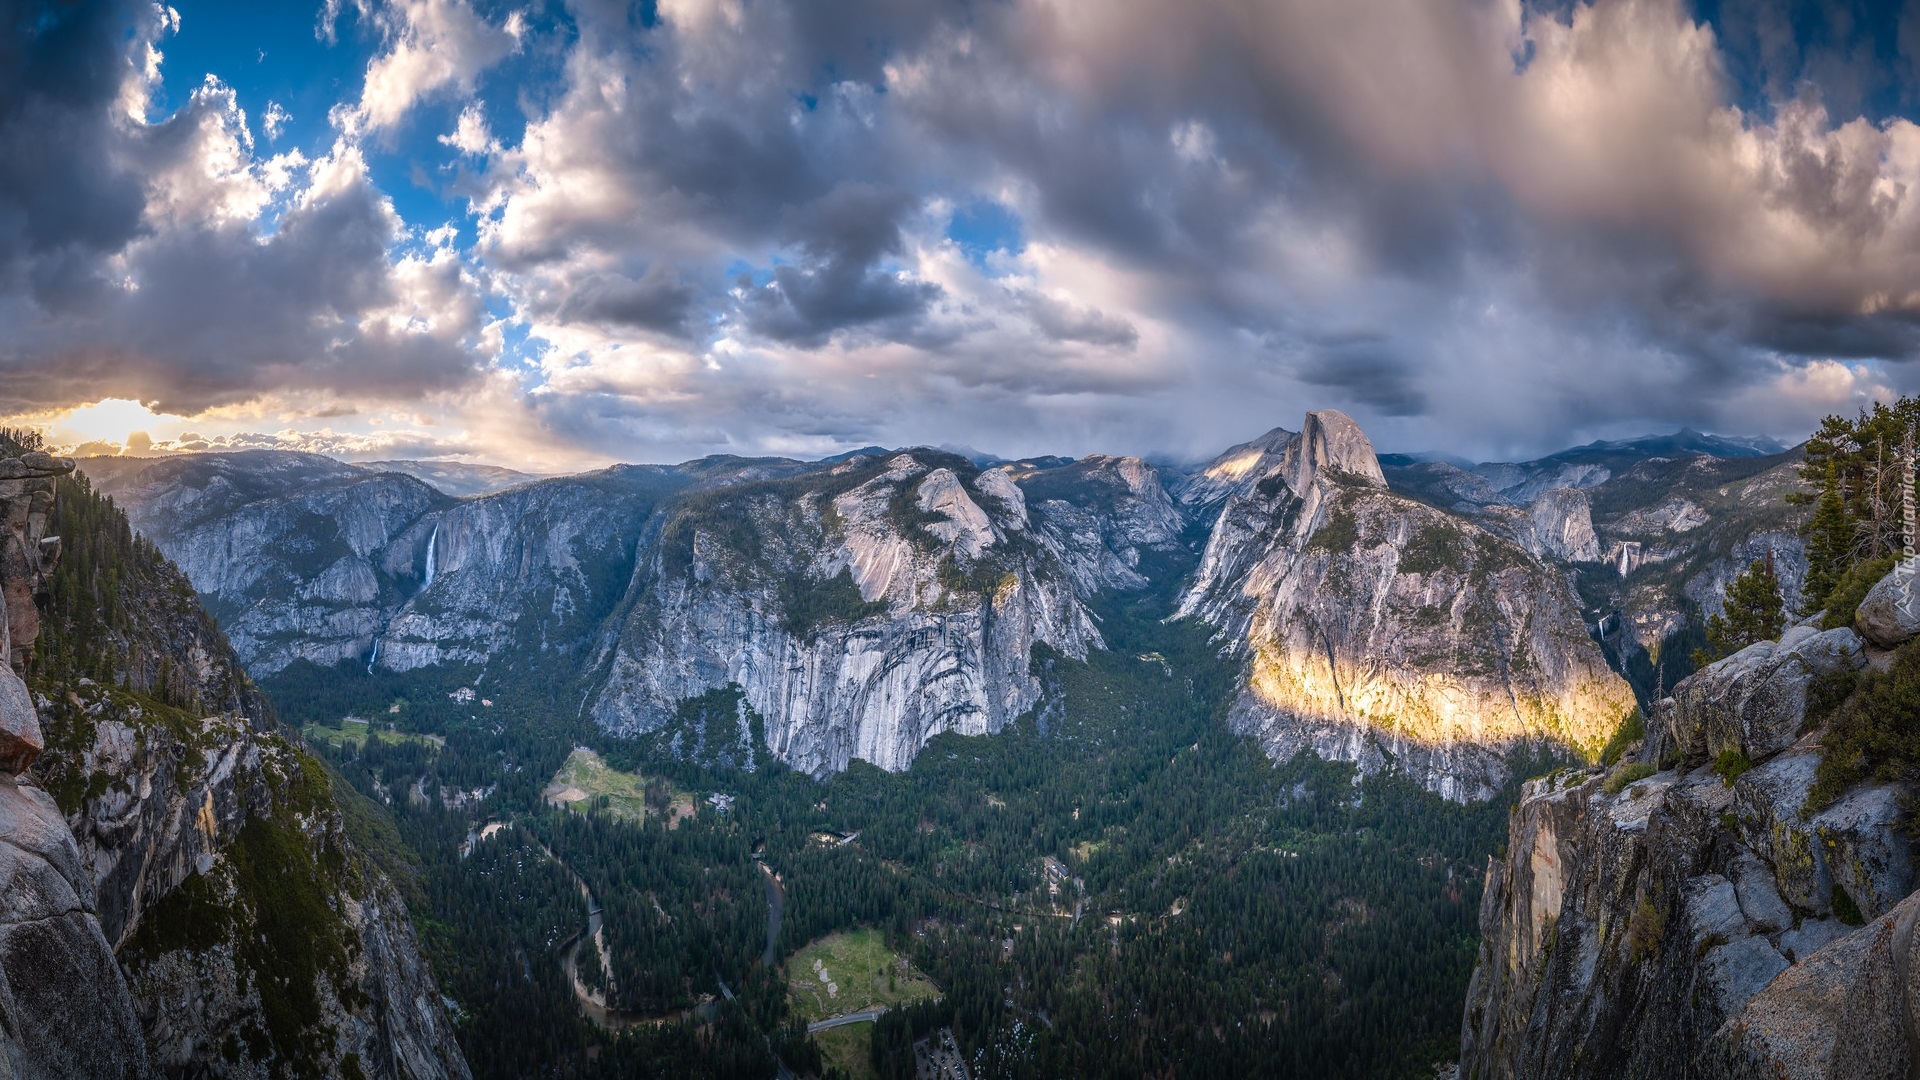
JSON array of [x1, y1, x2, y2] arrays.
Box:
[[367, 637, 381, 675], [423, 524, 440, 589]]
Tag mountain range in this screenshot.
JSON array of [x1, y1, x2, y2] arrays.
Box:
[[0, 409, 1860, 1078], [78, 413, 1799, 798]]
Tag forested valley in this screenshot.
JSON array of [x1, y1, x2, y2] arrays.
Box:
[[271, 557, 1560, 1079]]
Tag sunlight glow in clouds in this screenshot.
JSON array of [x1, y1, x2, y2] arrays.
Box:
[[6, 0, 1920, 470]]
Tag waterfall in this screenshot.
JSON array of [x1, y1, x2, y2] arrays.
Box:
[[367, 637, 381, 675], [423, 523, 439, 590]]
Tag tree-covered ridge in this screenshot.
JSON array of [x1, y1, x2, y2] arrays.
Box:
[[1, 431, 465, 1078], [8, 441, 267, 720]]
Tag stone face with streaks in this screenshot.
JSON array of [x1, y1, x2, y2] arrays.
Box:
[[1176, 410, 1633, 801]]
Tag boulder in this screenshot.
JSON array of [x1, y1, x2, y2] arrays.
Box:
[[1855, 561, 1920, 648], [1776, 918, 1848, 963], [0, 666, 41, 775], [0, 780, 149, 1078], [1810, 783, 1916, 920], [1733, 751, 1832, 914], [1728, 850, 1794, 935], [1699, 935, 1789, 1018], [1713, 889, 1920, 1080], [1668, 628, 1867, 763], [1685, 874, 1751, 944]]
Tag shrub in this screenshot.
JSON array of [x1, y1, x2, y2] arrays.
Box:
[[1307, 504, 1361, 554], [1603, 762, 1657, 795], [1712, 748, 1754, 786], [1600, 708, 1646, 767], [1807, 637, 1920, 812], [1832, 884, 1866, 927], [1628, 896, 1666, 962], [1820, 554, 1901, 630], [1803, 668, 1859, 733], [779, 568, 887, 639], [1398, 521, 1463, 576]]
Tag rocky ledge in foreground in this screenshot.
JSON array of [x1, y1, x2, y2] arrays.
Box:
[[1461, 561, 1920, 1079]]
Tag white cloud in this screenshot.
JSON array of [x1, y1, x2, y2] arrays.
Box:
[[350, 0, 523, 133], [438, 103, 498, 156], [263, 101, 291, 141]]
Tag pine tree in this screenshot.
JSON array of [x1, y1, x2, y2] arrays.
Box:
[[1697, 556, 1785, 665], [1804, 462, 1854, 611]]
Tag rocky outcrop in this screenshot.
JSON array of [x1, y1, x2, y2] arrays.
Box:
[[591, 452, 1102, 775], [0, 444, 150, 1079], [1461, 562, 1920, 1080], [1856, 561, 1920, 648], [1178, 411, 1633, 801], [9, 443, 470, 1079], [1667, 626, 1866, 763], [0, 776, 149, 1078], [46, 689, 468, 1078], [1011, 455, 1186, 595], [0, 450, 68, 670]]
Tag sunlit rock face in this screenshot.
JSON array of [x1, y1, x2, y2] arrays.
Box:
[[590, 452, 1104, 776], [1177, 410, 1634, 801], [1171, 424, 1299, 508]]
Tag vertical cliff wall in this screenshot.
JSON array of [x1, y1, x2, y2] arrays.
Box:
[[590, 452, 1104, 774], [6, 445, 470, 1079], [1462, 563, 1920, 1079], [1178, 411, 1635, 800]]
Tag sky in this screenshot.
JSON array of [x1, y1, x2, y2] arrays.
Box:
[[7, 0, 1920, 472]]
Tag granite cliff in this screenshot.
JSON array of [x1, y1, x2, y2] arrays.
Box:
[[2, 442, 469, 1078], [589, 451, 1112, 774], [1461, 561, 1920, 1079], [1177, 411, 1636, 800]]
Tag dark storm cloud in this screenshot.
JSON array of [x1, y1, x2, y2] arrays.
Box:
[[1296, 339, 1427, 418], [736, 184, 941, 346], [545, 264, 696, 335], [0, 0, 147, 302]]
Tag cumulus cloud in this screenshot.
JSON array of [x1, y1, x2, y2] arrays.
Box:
[[343, 0, 522, 133], [13, 0, 1920, 468], [0, 0, 491, 419]]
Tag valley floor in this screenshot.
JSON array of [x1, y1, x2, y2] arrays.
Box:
[[280, 573, 1541, 1079]]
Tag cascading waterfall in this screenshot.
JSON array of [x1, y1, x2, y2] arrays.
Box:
[[423, 523, 439, 590], [370, 522, 441, 676]]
